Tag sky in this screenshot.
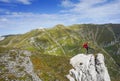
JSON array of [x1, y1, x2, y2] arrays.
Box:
[[0, 0, 120, 35]]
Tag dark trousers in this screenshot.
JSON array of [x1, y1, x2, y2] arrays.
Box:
[[86, 47, 88, 53]]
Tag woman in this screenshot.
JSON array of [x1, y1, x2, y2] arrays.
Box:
[[83, 42, 89, 53]]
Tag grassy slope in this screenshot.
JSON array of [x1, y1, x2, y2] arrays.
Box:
[[31, 52, 72, 81]]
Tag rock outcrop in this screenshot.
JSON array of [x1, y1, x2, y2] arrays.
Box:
[[0, 50, 42, 81], [66, 53, 111, 81]]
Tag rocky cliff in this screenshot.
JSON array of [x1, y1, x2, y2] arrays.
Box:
[[66, 53, 111, 81]]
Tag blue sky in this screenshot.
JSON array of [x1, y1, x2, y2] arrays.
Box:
[[0, 0, 120, 35]]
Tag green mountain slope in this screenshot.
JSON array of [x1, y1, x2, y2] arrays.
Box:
[[0, 24, 120, 81]]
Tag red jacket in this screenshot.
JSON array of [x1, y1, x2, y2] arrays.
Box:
[[83, 43, 88, 48]]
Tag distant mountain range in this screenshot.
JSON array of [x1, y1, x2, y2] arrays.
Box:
[[0, 24, 120, 81]]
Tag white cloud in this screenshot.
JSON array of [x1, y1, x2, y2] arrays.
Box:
[[80, 0, 107, 5], [0, 12, 80, 32], [61, 0, 74, 8], [17, 0, 32, 5], [0, 0, 32, 5], [60, 0, 120, 22]]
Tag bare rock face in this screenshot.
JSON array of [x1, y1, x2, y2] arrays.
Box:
[[66, 53, 111, 81]]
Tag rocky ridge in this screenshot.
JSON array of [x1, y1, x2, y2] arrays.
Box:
[[67, 53, 111, 81]]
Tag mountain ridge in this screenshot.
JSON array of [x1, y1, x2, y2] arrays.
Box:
[[0, 24, 120, 81]]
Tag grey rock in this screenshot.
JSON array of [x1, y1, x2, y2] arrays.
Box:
[[66, 53, 111, 81]]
